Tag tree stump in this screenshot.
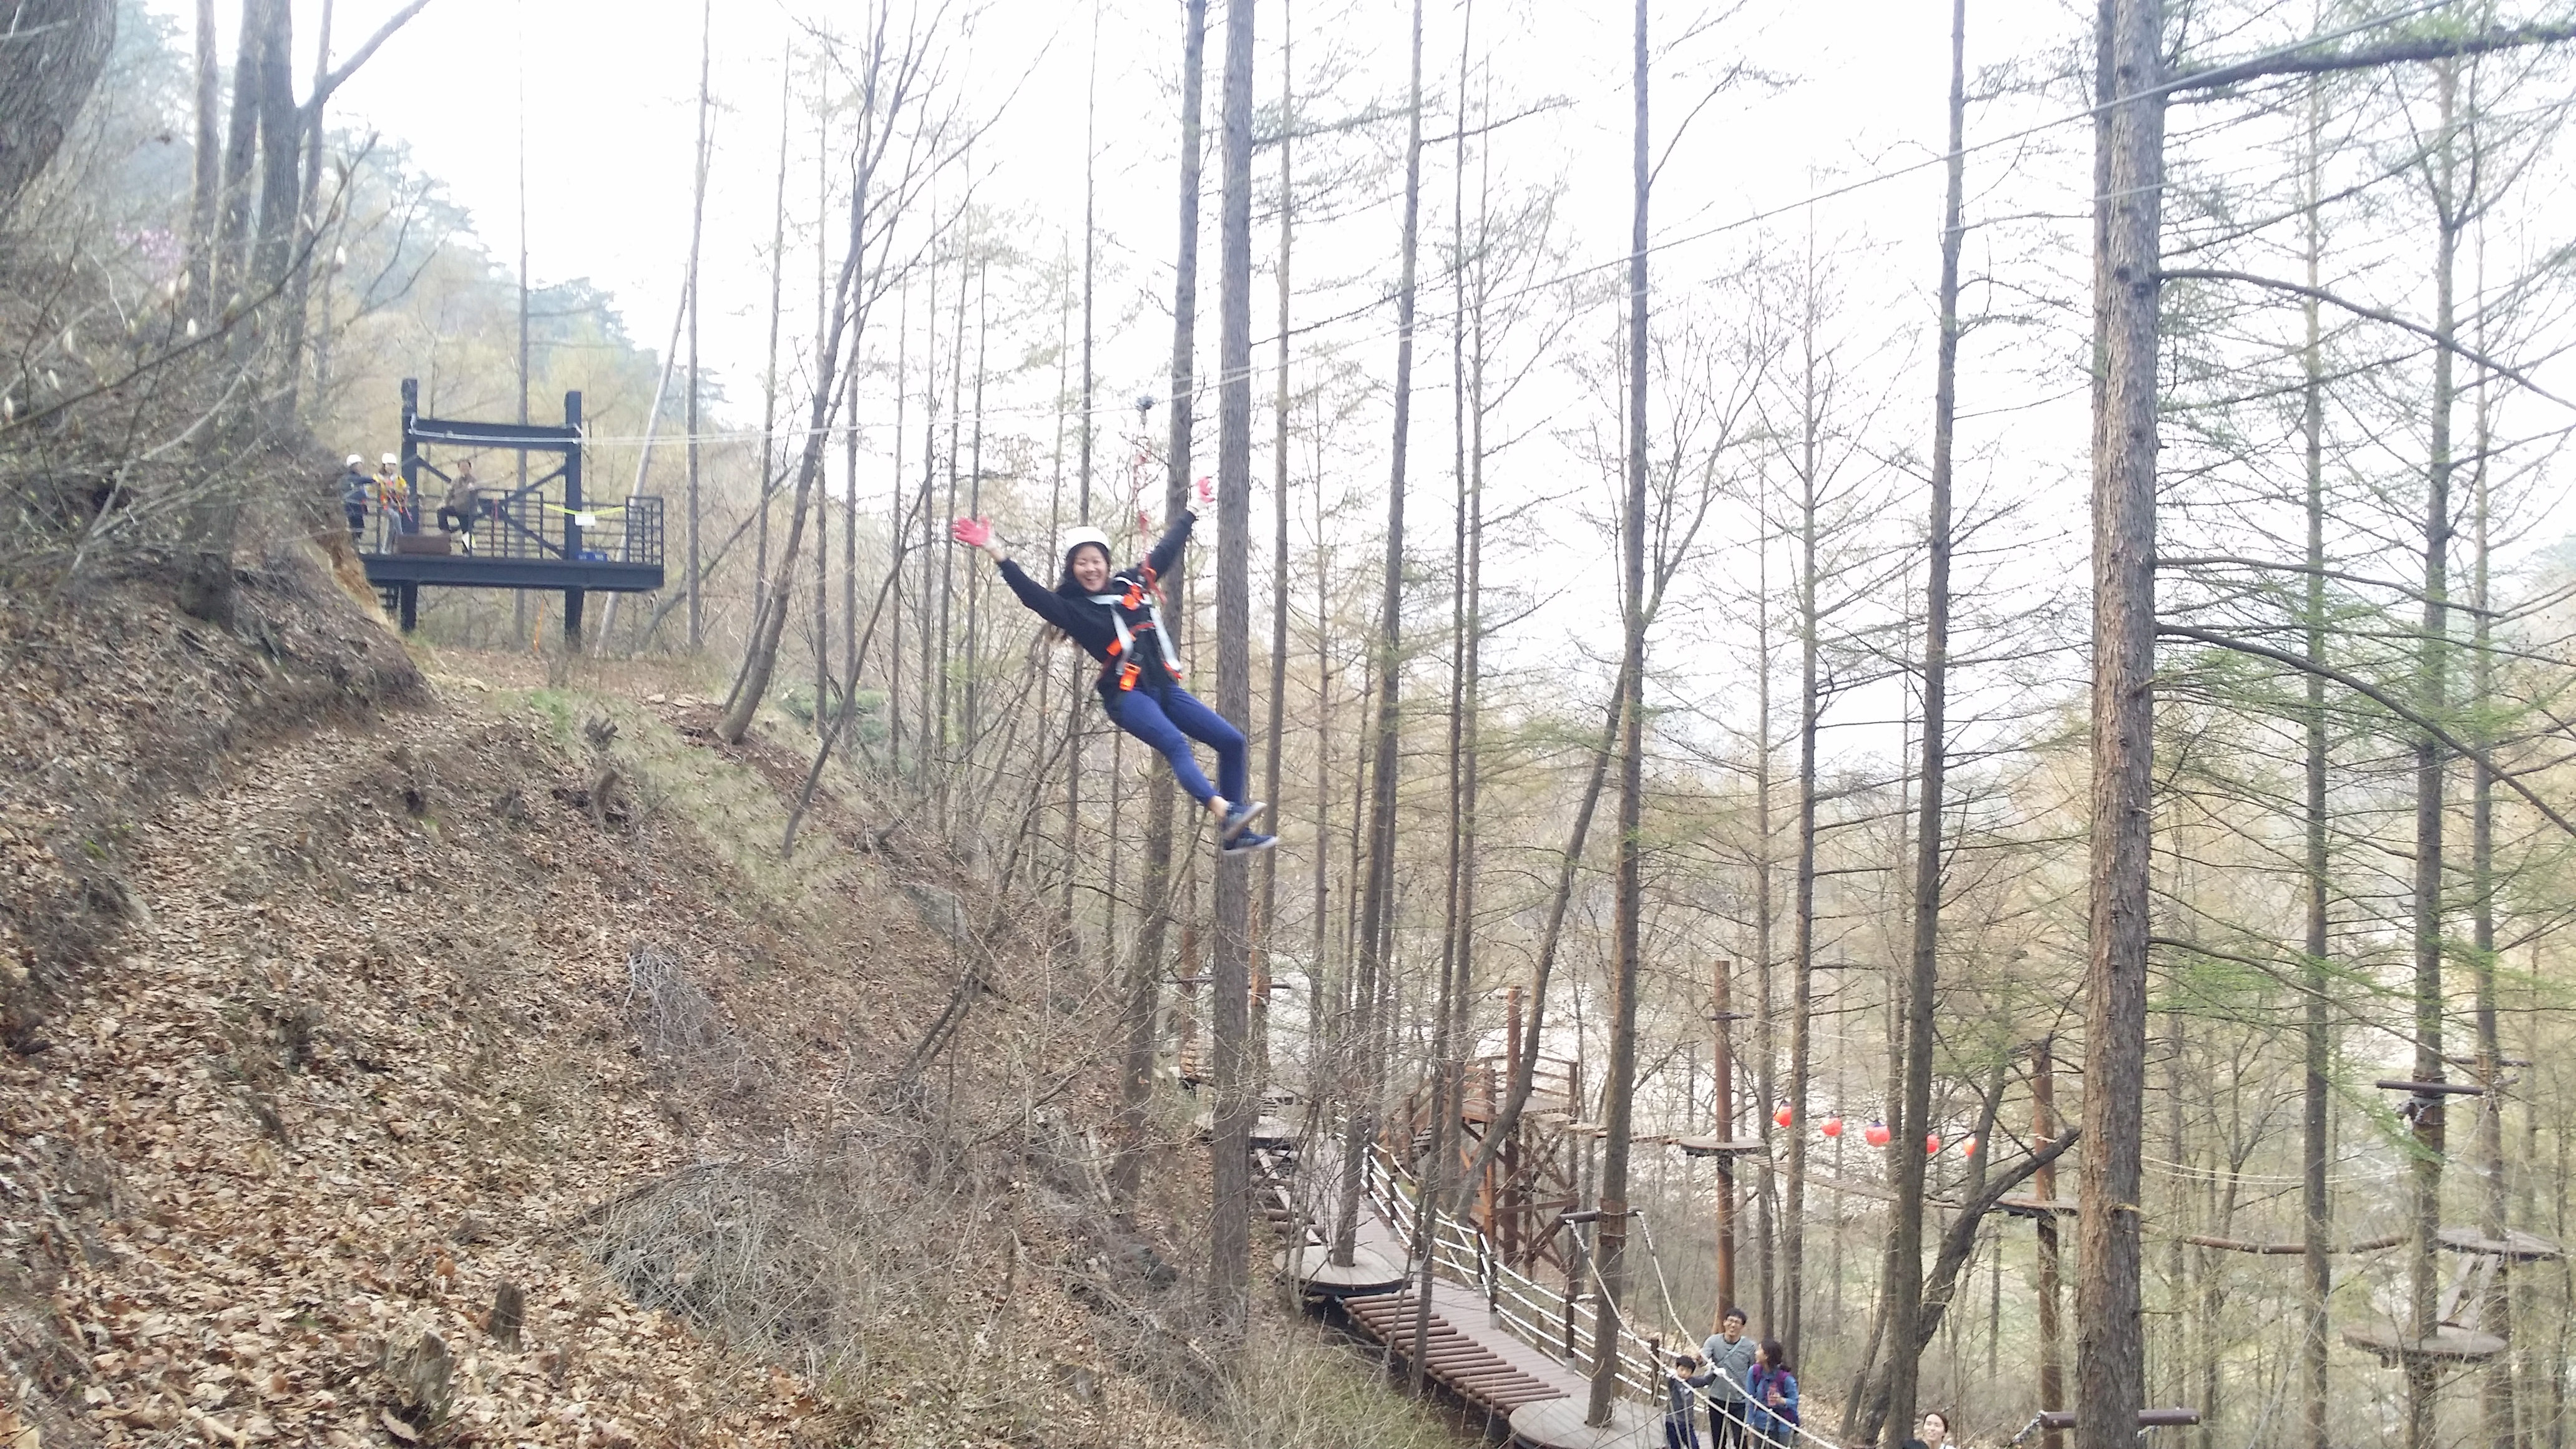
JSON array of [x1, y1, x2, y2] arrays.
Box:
[[487, 1281, 525, 1352], [381, 1329, 452, 1423]]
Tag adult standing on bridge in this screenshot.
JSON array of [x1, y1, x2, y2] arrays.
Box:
[[1701, 1307, 1757, 1449]]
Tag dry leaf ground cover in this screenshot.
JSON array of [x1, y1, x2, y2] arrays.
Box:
[[0, 549, 1298, 1448]]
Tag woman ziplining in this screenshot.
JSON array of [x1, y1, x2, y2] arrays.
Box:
[[952, 474, 1276, 856]]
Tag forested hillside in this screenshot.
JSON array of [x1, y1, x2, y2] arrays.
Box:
[[7, 2, 2576, 1449]]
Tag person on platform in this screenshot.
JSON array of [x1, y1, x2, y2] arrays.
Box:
[[373, 453, 411, 533], [1745, 1340, 1800, 1449], [437, 459, 484, 552], [1664, 1352, 1718, 1449], [954, 476, 1274, 856], [338, 454, 370, 545], [1702, 1307, 1757, 1449]]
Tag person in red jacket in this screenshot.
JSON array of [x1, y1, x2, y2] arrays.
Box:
[[955, 476, 1273, 855]]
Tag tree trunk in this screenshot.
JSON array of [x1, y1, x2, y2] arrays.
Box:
[[1413, 0, 1476, 1396], [215, 0, 263, 297], [2076, 11, 2161, 1449], [756, 46, 791, 620], [1339, 0, 1421, 1279], [2405, 61, 2460, 1449], [1068, 1, 1100, 930], [685, 0, 712, 650], [276, 0, 333, 422], [2297, 72, 2334, 1449], [1584, 0, 1647, 1422], [1115, 0, 1207, 1210], [1786, 306, 1820, 1366], [1206, 0, 1256, 1340], [251, 0, 298, 293], [2470, 332, 2513, 1449], [1883, 2, 1966, 1437], [0, 0, 115, 217], [1257, 0, 1293, 1073], [186, 0, 218, 307]]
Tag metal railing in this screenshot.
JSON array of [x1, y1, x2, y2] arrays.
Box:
[[354, 492, 665, 568]]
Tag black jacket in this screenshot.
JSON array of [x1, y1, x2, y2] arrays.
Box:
[[996, 511, 1195, 698]]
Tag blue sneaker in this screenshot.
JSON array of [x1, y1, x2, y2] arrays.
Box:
[[1222, 830, 1277, 856], [1221, 800, 1267, 843]]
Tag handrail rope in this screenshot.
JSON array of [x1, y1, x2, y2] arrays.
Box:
[[1569, 1242, 1662, 1400], [1362, 1140, 1661, 1402], [1621, 1206, 1855, 1449]]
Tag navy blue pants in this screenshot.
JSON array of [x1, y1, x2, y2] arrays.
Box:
[[1105, 685, 1246, 809]]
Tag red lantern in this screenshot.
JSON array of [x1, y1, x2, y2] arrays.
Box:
[[1863, 1121, 1891, 1148], [1773, 1105, 1793, 1129], [1821, 1116, 1844, 1139], [1925, 1133, 1943, 1156]]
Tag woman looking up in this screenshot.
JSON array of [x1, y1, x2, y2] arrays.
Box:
[[955, 476, 1274, 854]]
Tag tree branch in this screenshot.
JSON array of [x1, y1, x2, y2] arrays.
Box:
[[2157, 623, 2576, 837], [2155, 552, 2503, 617], [305, 0, 434, 117], [2159, 268, 2574, 411], [2167, 21, 2576, 94]]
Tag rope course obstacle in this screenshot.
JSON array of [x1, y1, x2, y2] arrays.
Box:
[[2339, 1078, 2563, 1366], [358, 379, 666, 642]]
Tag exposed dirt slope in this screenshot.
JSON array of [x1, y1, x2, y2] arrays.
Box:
[[0, 551, 1236, 1448]]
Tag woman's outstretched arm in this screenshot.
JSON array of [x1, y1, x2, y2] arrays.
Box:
[[1144, 476, 1216, 577], [956, 518, 1080, 632]]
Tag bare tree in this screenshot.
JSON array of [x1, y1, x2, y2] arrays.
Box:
[[1208, 0, 1257, 1338], [1878, 2, 1967, 1438], [1584, 0, 1649, 1423], [2074, 6, 2161, 1449], [720, 0, 961, 744], [1113, 0, 1208, 1211]]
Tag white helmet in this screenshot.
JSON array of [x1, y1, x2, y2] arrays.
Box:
[[346, 454, 364, 467], [1059, 525, 1113, 567], [381, 452, 399, 466]]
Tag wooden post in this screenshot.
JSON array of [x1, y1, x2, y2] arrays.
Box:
[[562, 390, 586, 651], [1481, 1058, 1499, 1232], [1505, 983, 1524, 1265], [1714, 958, 1739, 1323], [2036, 1036, 2065, 1449]]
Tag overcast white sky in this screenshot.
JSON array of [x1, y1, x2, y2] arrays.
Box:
[[157, 0, 2044, 414], [147, 0, 2576, 780]]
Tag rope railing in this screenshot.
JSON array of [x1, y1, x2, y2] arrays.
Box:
[[1359, 1143, 1664, 1403]]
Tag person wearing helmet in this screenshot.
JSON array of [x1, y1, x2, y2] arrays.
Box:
[[373, 453, 411, 533], [339, 454, 371, 545], [955, 476, 1273, 854]]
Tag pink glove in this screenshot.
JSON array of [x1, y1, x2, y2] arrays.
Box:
[[950, 516, 993, 549], [1195, 474, 1214, 505]]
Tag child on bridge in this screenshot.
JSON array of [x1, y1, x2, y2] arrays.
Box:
[[954, 475, 1274, 856]]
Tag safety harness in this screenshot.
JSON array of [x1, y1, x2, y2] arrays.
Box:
[[1088, 565, 1184, 693]]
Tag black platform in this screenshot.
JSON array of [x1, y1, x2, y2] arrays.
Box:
[[357, 381, 664, 642], [360, 545, 665, 594]]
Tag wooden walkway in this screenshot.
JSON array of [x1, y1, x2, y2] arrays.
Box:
[[1261, 1113, 1662, 1447]]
